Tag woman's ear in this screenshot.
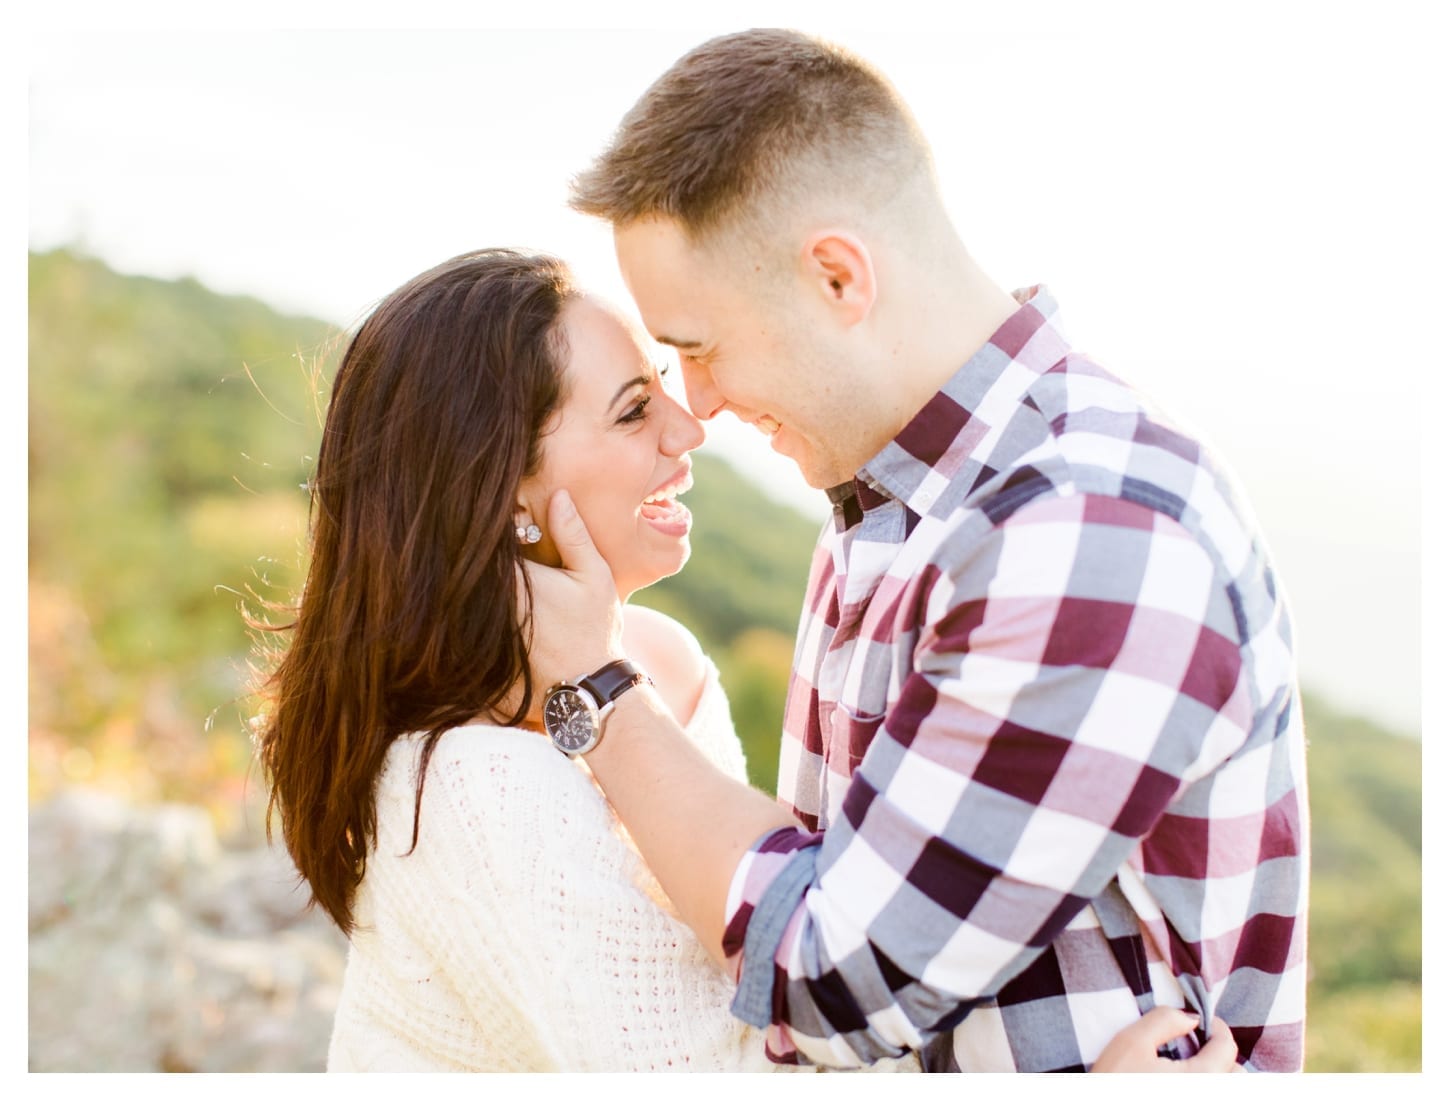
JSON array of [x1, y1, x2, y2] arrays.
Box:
[[513, 497, 563, 567], [511, 497, 543, 547], [799, 230, 877, 326]]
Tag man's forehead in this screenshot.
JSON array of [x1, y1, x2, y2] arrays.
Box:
[[613, 217, 756, 349], [613, 216, 704, 283]]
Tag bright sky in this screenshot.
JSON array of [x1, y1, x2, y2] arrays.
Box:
[[20, 2, 1443, 737]]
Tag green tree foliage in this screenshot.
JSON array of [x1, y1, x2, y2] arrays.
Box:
[[27, 249, 1421, 1069], [631, 451, 821, 656], [716, 628, 799, 792], [1305, 981, 1421, 1073], [1300, 694, 1422, 1069], [29, 248, 333, 714]]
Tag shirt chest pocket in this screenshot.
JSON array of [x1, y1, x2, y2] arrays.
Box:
[[824, 701, 886, 773], [821, 627, 914, 728]]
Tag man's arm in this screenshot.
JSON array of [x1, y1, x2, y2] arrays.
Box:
[[521, 490, 798, 964], [721, 491, 1252, 1065], [524, 489, 1251, 1065]]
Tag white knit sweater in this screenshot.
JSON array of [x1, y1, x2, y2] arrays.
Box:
[[327, 662, 791, 1072]]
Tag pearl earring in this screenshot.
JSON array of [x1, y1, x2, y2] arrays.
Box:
[[515, 523, 542, 545]]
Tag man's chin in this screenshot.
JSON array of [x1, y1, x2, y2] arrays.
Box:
[[770, 433, 824, 488], [792, 452, 853, 492]]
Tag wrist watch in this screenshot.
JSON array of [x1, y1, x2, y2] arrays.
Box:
[[542, 659, 652, 757]]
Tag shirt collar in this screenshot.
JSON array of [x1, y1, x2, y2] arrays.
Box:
[[833, 285, 1072, 522]]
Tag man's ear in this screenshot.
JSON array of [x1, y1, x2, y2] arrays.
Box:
[[800, 230, 876, 326]]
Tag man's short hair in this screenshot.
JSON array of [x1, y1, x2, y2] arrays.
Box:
[[570, 29, 931, 241]]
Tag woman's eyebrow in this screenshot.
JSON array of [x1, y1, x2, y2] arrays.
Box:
[[608, 374, 652, 410]]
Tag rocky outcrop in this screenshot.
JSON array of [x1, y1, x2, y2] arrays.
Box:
[[29, 787, 348, 1072]]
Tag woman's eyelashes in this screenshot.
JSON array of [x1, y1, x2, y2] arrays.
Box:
[[618, 394, 652, 424], [616, 366, 670, 425]]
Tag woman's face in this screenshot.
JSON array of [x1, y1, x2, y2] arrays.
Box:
[[517, 293, 706, 597]]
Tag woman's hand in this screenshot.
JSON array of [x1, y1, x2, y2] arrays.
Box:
[[1091, 1007, 1242, 1072]]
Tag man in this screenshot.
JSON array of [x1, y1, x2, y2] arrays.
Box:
[[525, 29, 1306, 1071]]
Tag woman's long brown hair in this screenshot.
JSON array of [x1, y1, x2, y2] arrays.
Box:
[[254, 249, 575, 934]]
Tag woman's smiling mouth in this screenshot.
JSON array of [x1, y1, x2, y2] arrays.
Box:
[[639, 467, 694, 535]]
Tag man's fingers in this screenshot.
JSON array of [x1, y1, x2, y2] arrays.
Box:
[[546, 489, 607, 577], [1090, 1006, 1201, 1072], [518, 490, 626, 682], [1186, 1017, 1242, 1073], [1126, 1005, 1202, 1050]]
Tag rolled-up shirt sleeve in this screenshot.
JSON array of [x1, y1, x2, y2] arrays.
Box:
[[721, 492, 1253, 1067]]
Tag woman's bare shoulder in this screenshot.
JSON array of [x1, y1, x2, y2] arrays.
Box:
[[620, 604, 707, 726]]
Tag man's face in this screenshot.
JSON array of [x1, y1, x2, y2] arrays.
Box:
[[614, 216, 867, 490]]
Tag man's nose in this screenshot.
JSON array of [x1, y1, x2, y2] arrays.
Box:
[[680, 358, 725, 421]]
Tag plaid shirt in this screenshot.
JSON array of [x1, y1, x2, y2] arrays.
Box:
[[721, 288, 1307, 1072]]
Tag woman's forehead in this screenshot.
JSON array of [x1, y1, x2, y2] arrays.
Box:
[[560, 295, 656, 393]]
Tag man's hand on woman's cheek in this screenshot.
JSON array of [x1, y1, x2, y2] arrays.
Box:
[[517, 489, 626, 687]]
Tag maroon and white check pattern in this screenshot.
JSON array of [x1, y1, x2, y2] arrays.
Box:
[[721, 288, 1307, 1072]]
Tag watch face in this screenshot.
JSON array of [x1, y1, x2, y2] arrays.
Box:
[[544, 686, 600, 755]]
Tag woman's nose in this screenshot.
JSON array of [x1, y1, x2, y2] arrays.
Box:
[[661, 393, 707, 455]]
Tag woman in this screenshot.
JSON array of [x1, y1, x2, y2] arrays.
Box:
[[255, 248, 1230, 1072]]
